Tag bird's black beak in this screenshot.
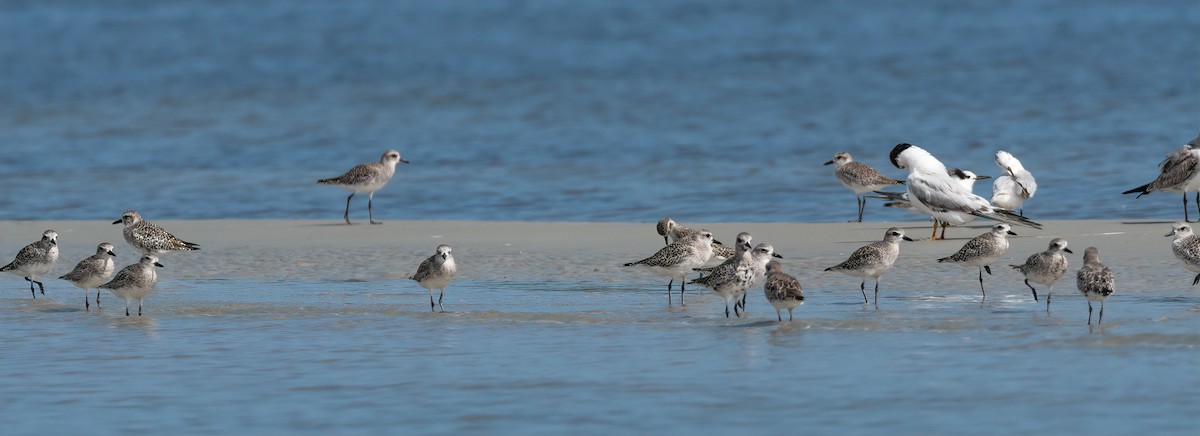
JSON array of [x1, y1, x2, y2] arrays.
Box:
[[441, 253, 448, 260], [902, 236, 914, 241], [1165, 230, 1176, 237], [772, 253, 783, 258], [154, 262, 164, 268], [974, 175, 992, 180], [823, 160, 834, 166], [108, 251, 116, 256], [1007, 231, 1018, 236], [112, 219, 122, 225], [1063, 248, 1074, 254], [400, 159, 410, 164], [663, 236, 669, 245], [713, 240, 724, 246]]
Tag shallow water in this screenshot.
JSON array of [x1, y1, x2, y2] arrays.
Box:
[[1, 0, 1198, 222], [3, 271, 1198, 434]]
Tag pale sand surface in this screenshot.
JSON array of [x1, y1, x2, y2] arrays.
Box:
[[1, 219, 1194, 294]]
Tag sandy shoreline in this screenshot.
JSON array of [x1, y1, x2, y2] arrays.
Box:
[[0, 219, 1192, 292]]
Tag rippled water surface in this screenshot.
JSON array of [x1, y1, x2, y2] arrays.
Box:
[[3, 276, 1198, 434], [1, 0, 1198, 222]]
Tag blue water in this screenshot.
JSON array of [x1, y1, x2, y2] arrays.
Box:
[[2, 0, 1197, 222]]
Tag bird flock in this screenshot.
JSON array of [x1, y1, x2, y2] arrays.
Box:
[[4, 136, 1199, 325]]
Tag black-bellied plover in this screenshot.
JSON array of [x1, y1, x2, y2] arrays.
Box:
[[318, 149, 409, 225], [695, 232, 753, 275], [824, 227, 912, 305], [1164, 222, 1200, 285], [763, 260, 804, 321], [938, 224, 1016, 302], [59, 243, 117, 310], [409, 244, 457, 312], [1, 230, 59, 298], [99, 254, 163, 316], [1123, 133, 1200, 222], [824, 151, 905, 222], [113, 210, 200, 255], [889, 143, 1042, 236], [689, 241, 775, 317], [876, 168, 990, 239], [655, 217, 733, 263], [990, 151, 1037, 216], [624, 230, 717, 305], [1010, 238, 1071, 309], [1076, 247, 1115, 325]]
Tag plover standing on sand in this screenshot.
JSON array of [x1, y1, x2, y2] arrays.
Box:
[[1076, 247, 1115, 325], [1164, 222, 1200, 285], [824, 151, 905, 222], [113, 210, 200, 255], [763, 260, 804, 321], [624, 230, 717, 305], [318, 149, 408, 225], [1010, 238, 1071, 309]]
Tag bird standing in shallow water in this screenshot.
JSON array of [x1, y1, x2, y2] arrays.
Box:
[[1010, 238, 1071, 310], [1, 230, 59, 298], [624, 230, 717, 306], [59, 243, 117, 310], [825, 227, 912, 305], [318, 149, 408, 225], [410, 244, 457, 312], [1076, 247, 1114, 325], [938, 224, 1016, 302], [763, 260, 804, 321], [99, 254, 163, 316], [1164, 222, 1200, 286]]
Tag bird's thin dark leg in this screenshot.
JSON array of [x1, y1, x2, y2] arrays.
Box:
[[96, 290, 102, 308], [27, 278, 35, 298], [429, 289, 436, 312], [1194, 192, 1199, 222], [680, 281, 686, 306], [1184, 194, 1190, 223], [437, 289, 445, 312], [1098, 301, 1105, 324], [85, 294, 89, 311], [978, 267, 986, 301], [343, 193, 355, 224], [873, 280, 880, 306], [1087, 301, 1093, 325], [1025, 279, 1038, 302], [138, 302, 142, 316], [859, 280, 868, 303], [34, 279, 44, 295], [125, 306, 130, 316], [856, 196, 865, 223], [1192, 273, 1200, 286], [368, 193, 381, 225], [1046, 288, 1053, 312], [667, 280, 673, 305], [725, 302, 730, 318], [740, 292, 747, 310], [733, 300, 741, 318], [776, 309, 782, 322]]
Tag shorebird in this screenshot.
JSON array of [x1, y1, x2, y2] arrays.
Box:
[[888, 143, 1041, 238], [991, 151, 1037, 216], [689, 242, 776, 317], [409, 244, 457, 312], [1164, 222, 1200, 285], [1010, 238, 1071, 310], [1076, 247, 1115, 325], [59, 243, 117, 310], [654, 217, 735, 263], [763, 260, 804, 321], [99, 254, 163, 316], [318, 149, 408, 225], [113, 210, 200, 255], [824, 151, 905, 222], [1123, 134, 1200, 222], [938, 224, 1016, 302], [824, 227, 912, 305], [1, 230, 59, 298], [624, 230, 717, 305]]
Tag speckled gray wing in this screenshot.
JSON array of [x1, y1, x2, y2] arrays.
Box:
[[940, 234, 1001, 263], [1076, 264, 1114, 297], [409, 255, 441, 282], [691, 261, 738, 287], [1, 241, 51, 271], [838, 162, 903, 187], [827, 243, 886, 271], [100, 264, 149, 290], [319, 162, 386, 186], [1173, 236, 1200, 266], [626, 243, 695, 268], [710, 242, 735, 259], [764, 272, 803, 302], [60, 256, 106, 281], [126, 222, 200, 252]]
